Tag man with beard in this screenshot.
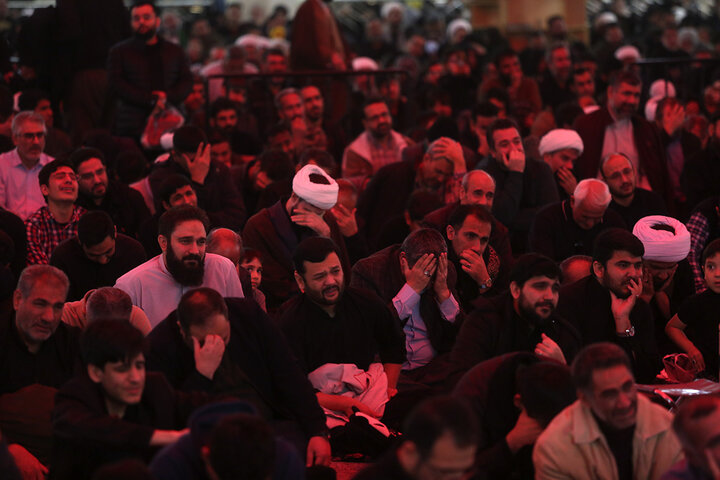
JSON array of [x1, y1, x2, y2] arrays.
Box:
[[539, 43, 575, 110], [0, 112, 53, 220], [538, 129, 584, 200], [450, 253, 580, 372], [533, 343, 682, 480], [278, 237, 405, 427], [243, 164, 351, 312], [601, 153, 667, 229], [300, 85, 346, 161], [342, 97, 411, 186], [71, 147, 150, 238], [573, 70, 671, 202], [682, 113, 720, 209], [107, 0, 192, 139], [479, 49, 542, 114], [115, 205, 243, 328], [557, 228, 661, 383]]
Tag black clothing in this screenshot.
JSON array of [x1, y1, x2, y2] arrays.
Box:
[[0, 317, 80, 395], [137, 211, 162, 258], [557, 276, 661, 383], [352, 451, 413, 480], [597, 416, 635, 480], [682, 143, 720, 212], [107, 37, 192, 137], [0, 207, 27, 280], [147, 298, 326, 438], [149, 158, 246, 230], [529, 200, 627, 262], [676, 289, 720, 379], [50, 233, 147, 301], [450, 292, 581, 372], [608, 188, 668, 231], [539, 71, 575, 110], [277, 287, 406, 374], [76, 180, 151, 238], [52, 372, 209, 480]]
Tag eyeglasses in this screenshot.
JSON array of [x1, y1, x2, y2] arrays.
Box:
[[20, 132, 46, 140], [50, 172, 78, 181]]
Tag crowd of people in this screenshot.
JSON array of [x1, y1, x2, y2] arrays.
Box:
[[4, 0, 720, 478]]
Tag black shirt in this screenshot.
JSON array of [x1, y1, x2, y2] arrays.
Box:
[[596, 414, 635, 480], [608, 188, 668, 231], [677, 289, 720, 379]]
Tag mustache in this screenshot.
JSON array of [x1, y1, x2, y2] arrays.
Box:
[[182, 254, 202, 262]]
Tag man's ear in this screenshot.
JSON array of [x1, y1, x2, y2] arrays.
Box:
[[40, 184, 49, 197], [158, 234, 168, 253], [87, 364, 104, 384], [513, 392, 523, 410], [592, 260, 604, 279], [509, 281, 521, 300], [294, 271, 306, 293], [569, 196, 576, 209], [396, 441, 420, 474], [709, 123, 715, 138], [446, 225, 456, 241], [577, 388, 589, 406], [12, 290, 22, 311]]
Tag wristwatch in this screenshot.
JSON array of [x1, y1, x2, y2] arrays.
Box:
[[616, 326, 635, 338], [479, 277, 493, 289]]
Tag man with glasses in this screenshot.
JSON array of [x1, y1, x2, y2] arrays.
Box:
[[0, 111, 53, 220], [25, 160, 85, 265], [71, 147, 150, 238]]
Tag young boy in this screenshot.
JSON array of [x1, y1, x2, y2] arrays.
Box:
[[666, 238, 720, 379]]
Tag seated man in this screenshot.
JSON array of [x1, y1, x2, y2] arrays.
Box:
[[0, 265, 79, 475], [243, 164, 350, 311], [352, 228, 461, 376], [537, 128, 583, 199], [352, 395, 478, 480], [25, 159, 86, 265], [115, 205, 243, 328], [277, 237, 405, 423], [71, 147, 151, 238], [664, 394, 720, 479], [533, 343, 682, 480], [451, 254, 581, 372], [52, 320, 206, 479], [445, 204, 509, 307], [557, 228, 660, 383], [62, 286, 152, 335], [148, 125, 245, 230], [529, 178, 626, 262], [454, 354, 576, 479], [147, 287, 330, 467], [50, 211, 146, 301], [601, 153, 667, 230]]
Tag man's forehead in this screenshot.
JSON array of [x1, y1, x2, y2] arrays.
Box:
[[17, 120, 44, 133], [78, 157, 104, 171], [608, 250, 642, 262], [603, 155, 632, 174], [304, 253, 341, 270], [493, 128, 520, 141], [172, 219, 206, 235], [301, 87, 321, 98]]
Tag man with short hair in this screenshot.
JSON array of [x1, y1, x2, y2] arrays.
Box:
[[71, 147, 150, 238], [529, 179, 626, 261], [50, 211, 146, 301], [107, 0, 192, 138], [573, 70, 671, 200], [664, 394, 720, 479], [557, 228, 661, 382], [479, 49, 542, 114], [539, 43, 574, 109], [342, 98, 411, 183], [352, 228, 461, 374], [61, 286, 152, 335], [200, 44, 257, 102], [0, 112, 53, 220], [300, 85, 345, 160], [25, 160, 86, 265], [275, 88, 305, 124], [468, 102, 499, 157], [538, 128, 584, 198], [682, 113, 720, 209], [533, 343, 682, 480], [52, 320, 207, 478], [570, 67, 596, 101], [353, 395, 478, 480], [278, 237, 405, 419], [600, 153, 668, 229], [243, 164, 350, 311], [0, 265, 79, 475], [149, 126, 246, 230], [451, 253, 580, 371], [17, 89, 72, 158], [115, 205, 244, 327], [479, 118, 558, 250], [147, 287, 332, 467]]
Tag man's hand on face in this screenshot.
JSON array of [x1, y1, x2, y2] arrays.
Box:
[[331, 204, 359, 237], [291, 207, 331, 237], [185, 142, 211, 185], [306, 436, 332, 467], [610, 277, 642, 331], [192, 335, 225, 380], [433, 252, 451, 302], [502, 148, 525, 173], [432, 137, 466, 175], [505, 410, 543, 454], [400, 253, 436, 294], [556, 167, 578, 196], [460, 249, 490, 286]]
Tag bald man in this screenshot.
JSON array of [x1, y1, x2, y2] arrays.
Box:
[[206, 228, 254, 300], [529, 179, 627, 261]]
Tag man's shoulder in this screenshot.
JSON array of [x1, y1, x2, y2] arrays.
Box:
[[244, 205, 274, 230], [536, 201, 565, 219], [25, 206, 50, 225], [353, 245, 397, 274], [116, 255, 163, 282], [204, 252, 237, 272]]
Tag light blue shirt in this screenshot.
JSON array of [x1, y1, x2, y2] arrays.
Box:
[[392, 282, 460, 370], [0, 149, 53, 220]]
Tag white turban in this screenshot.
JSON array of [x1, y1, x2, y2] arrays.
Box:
[[352, 57, 378, 72], [633, 215, 691, 263], [649, 79, 676, 99], [615, 45, 641, 62], [447, 19, 471, 41], [381, 2, 404, 20], [583, 105, 600, 115], [644, 97, 660, 121], [538, 129, 584, 156], [292, 164, 338, 211]]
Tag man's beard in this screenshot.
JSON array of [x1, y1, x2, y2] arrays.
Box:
[[308, 283, 344, 306], [134, 26, 157, 42], [519, 298, 555, 326], [166, 249, 205, 286]]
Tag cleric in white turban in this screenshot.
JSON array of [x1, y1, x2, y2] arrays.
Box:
[[633, 215, 690, 263], [539, 129, 584, 157], [538, 129, 584, 197], [292, 164, 339, 211]]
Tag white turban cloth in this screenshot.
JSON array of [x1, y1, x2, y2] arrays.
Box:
[[538, 129, 584, 156], [292, 164, 339, 211], [632, 215, 691, 263]]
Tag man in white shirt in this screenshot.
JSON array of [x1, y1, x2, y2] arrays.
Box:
[[115, 204, 243, 327], [0, 111, 53, 219]]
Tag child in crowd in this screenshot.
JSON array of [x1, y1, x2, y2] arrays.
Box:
[[240, 248, 266, 312]]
